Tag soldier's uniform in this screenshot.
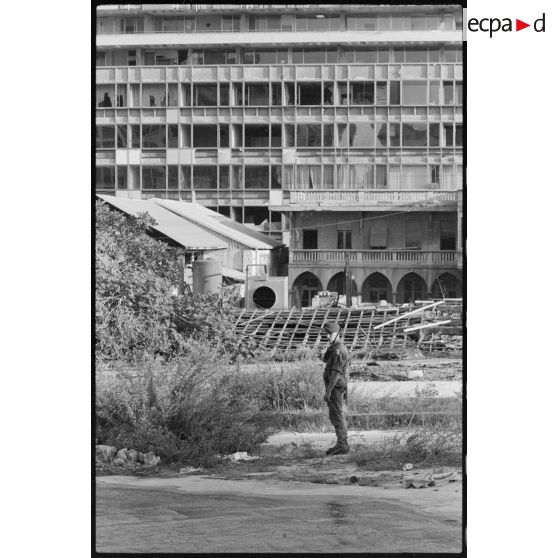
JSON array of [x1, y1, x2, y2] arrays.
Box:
[[322, 322, 350, 453]]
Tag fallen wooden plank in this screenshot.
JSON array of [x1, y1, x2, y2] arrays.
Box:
[[403, 320, 452, 333]]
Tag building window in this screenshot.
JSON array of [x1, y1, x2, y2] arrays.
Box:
[[337, 230, 352, 250], [193, 84, 218, 106], [401, 166, 428, 189], [350, 82, 374, 105], [443, 81, 454, 104], [429, 123, 440, 146], [131, 125, 140, 148], [218, 166, 230, 190], [302, 230, 318, 249], [402, 81, 427, 105], [349, 165, 374, 189], [168, 167, 179, 189], [455, 124, 463, 147], [245, 166, 269, 189], [96, 167, 115, 189], [389, 123, 400, 147], [346, 16, 376, 30], [297, 83, 322, 105], [443, 124, 454, 147], [440, 220, 457, 250], [117, 167, 127, 190], [219, 83, 229, 106], [405, 48, 428, 63], [193, 166, 217, 189], [245, 83, 269, 106], [142, 167, 166, 190], [297, 125, 321, 147], [244, 125, 269, 148], [168, 125, 178, 148], [142, 125, 166, 149], [193, 125, 218, 148], [389, 82, 401, 105], [142, 84, 165, 107], [402, 123, 428, 146], [116, 125, 127, 148], [405, 219, 422, 249], [96, 85, 114, 108], [297, 166, 321, 189], [219, 125, 229, 148], [96, 126, 114, 149]]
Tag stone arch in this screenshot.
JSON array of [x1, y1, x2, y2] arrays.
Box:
[[432, 272, 462, 299], [327, 272, 358, 296], [396, 272, 428, 303], [362, 272, 393, 303], [292, 271, 323, 308]]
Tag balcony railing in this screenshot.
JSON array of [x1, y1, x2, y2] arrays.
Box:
[[288, 190, 459, 204], [291, 249, 458, 266]]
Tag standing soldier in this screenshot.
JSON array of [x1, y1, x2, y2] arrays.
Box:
[[322, 321, 350, 455]]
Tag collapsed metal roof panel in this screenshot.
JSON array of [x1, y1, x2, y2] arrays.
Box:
[[97, 195, 228, 251]]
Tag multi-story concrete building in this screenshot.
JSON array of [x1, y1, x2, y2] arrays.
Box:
[[95, 3, 463, 307]]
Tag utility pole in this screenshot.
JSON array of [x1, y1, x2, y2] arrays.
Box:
[[344, 252, 352, 308]]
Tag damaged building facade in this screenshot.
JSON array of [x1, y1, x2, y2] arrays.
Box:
[[96, 3, 463, 307]]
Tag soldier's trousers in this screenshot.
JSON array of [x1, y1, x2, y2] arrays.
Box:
[[327, 387, 348, 448]]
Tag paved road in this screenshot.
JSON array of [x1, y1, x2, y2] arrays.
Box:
[[96, 475, 462, 553]]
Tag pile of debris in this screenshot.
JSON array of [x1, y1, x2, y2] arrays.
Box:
[[233, 300, 462, 357], [96, 445, 161, 472]]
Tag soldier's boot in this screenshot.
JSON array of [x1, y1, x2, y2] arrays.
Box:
[[328, 445, 349, 456], [325, 445, 340, 455]]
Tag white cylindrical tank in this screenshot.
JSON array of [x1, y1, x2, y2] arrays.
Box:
[[192, 259, 222, 295]]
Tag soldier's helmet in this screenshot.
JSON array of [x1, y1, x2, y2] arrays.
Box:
[[323, 321, 340, 334]]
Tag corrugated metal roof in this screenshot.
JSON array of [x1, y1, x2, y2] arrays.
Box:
[[154, 199, 282, 250], [97, 195, 228, 251]]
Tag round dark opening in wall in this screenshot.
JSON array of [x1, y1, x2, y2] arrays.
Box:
[[253, 286, 276, 309]]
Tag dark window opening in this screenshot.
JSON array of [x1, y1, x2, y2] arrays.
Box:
[[117, 167, 127, 190], [96, 126, 114, 149], [244, 206, 268, 226], [303, 230, 318, 249], [193, 125, 218, 148], [337, 230, 352, 250], [298, 83, 322, 105], [350, 82, 374, 105], [142, 167, 166, 190], [193, 84, 218, 106], [193, 166, 217, 189], [245, 125, 269, 148], [96, 167, 115, 189], [168, 125, 178, 148], [142, 125, 166, 149], [245, 166, 269, 189]]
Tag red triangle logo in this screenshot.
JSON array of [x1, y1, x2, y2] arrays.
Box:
[[516, 19, 530, 31]]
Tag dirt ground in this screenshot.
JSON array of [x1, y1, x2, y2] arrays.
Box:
[[96, 455, 462, 553]]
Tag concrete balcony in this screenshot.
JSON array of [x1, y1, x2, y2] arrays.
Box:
[[275, 190, 459, 211], [290, 249, 459, 267]]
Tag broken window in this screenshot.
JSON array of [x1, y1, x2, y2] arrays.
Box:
[[97, 85, 114, 108], [402, 123, 427, 146], [180, 124, 190, 148], [376, 82, 388, 105], [96, 167, 115, 189], [402, 81, 427, 105], [155, 50, 178, 65], [271, 83, 281, 105], [245, 166, 269, 189], [168, 125, 178, 148], [284, 125, 295, 147], [219, 83, 229, 106], [271, 166, 281, 189], [231, 166, 242, 189], [297, 166, 321, 189], [402, 166, 428, 189], [303, 230, 318, 249], [297, 83, 322, 105], [338, 83, 348, 105], [323, 125, 334, 147], [167, 83, 178, 106], [244, 207, 269, 227], [389, 82, 400, 105], [142, 125, 166, 149], [142, 167, 166, 190], [117, 125, 127, 148], [376, 165, 387, 189], [350, 165, 374, 189], [116, 84, 127, 107], [405, 219, 422, 249], [297, 125, 321, 147], [193, 166, 217, 189], [429, 81, 440, 104], [350, 82, 374, 105], [130, 125, 140, 148], [376, 124, 388, 147], [429, 123, 440, 146], [219, 125, 229, 148], [285, 82, 295, 105], [219, 166, 230, 190], [193, 125, 218, 148], [168, 166, 178, 189], [455, 125, 463, 147], [232, 83, 243, 106], [245, 83, 269, 106], [443, 81, 454, 104], [193, 84, 217, 106], [443, 124, 454, 147], [178, 49, 189, 65], [323, 82, 334, 105], [389, 123, 400, 147], [349, 123, 375, 147], [245, 125, 269, 148], [180, 83, 191, 106], [456, 81, 463, 105], [117, 167, 127, 190], [440, 219, 457, 250], [231, 125, 242, 147], [270, 125, 282, 147], [142, 84, 166, 107], [96, 126, 114, 149]]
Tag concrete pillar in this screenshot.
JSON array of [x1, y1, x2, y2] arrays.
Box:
[[392, 291, 398, 304]]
